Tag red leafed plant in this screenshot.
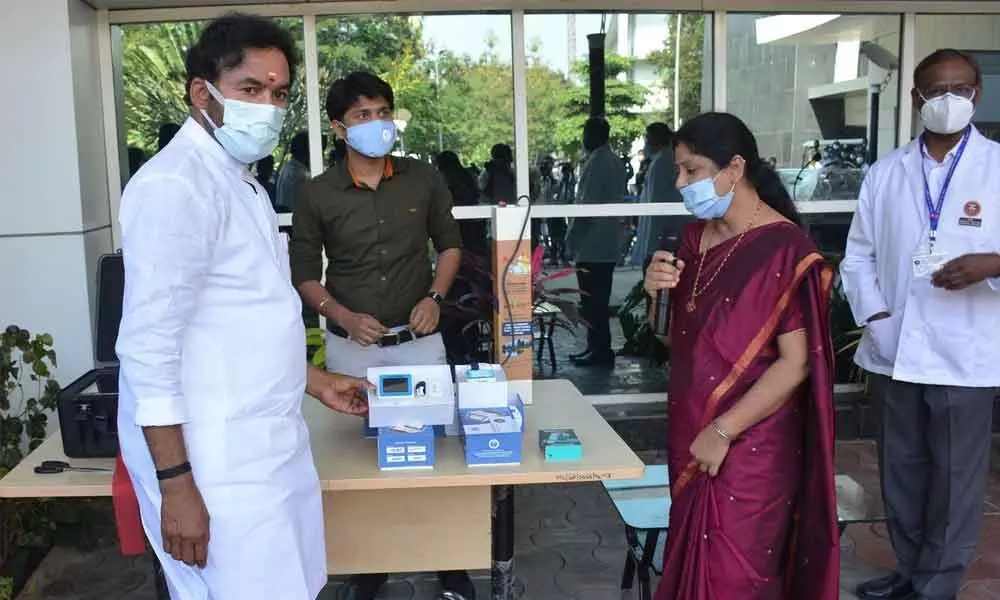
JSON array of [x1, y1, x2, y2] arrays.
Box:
[[530, 246, 587, 334], [438, 246, 588, 364]]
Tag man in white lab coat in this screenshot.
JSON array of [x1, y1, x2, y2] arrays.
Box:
[[842, 49, 1000, 600], [115, 14, 370, 600]]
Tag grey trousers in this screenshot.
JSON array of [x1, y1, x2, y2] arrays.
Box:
[[872, 375, 996, 600]]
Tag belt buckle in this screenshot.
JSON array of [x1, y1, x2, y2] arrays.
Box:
[[379, 332, 401, 348]]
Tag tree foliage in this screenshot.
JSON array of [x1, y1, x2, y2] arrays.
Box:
[[551, 52, 648, 161], [121, 17, 654, 169], [647, 14, 708, 126]]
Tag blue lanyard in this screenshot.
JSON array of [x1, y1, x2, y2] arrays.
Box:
[[920, 127, 970, 251]]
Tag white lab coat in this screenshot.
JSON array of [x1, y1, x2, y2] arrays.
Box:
[[115, 119, 326, 599], [841, 126, 1000, 387]]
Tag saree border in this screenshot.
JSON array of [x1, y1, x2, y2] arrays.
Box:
[[671, 252, 827, 498]]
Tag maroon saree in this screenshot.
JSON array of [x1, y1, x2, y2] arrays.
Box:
[[654, 221, 839, 600]]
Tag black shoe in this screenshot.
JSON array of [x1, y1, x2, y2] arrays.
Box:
[[856, 573, 913, 599], [570, 351, 615, 368], [438, 570, 476, 599], [339, 573, 388, 600]]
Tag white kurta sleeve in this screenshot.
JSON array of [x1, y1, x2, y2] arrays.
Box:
[[840, 172, 890, 325], [116, 174, 221, 427]]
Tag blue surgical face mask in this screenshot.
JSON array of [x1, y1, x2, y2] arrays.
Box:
[[201, 81, 286, 164], [344, 120, 397, 158], [679, 173, 735, 220]]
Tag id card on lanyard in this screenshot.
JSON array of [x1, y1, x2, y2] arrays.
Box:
[[913, 128, 971, 278]]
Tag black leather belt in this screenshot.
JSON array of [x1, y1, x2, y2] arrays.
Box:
[[326, 322, 427, 347]]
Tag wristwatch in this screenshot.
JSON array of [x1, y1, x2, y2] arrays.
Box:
[[428, 291, 444, 304]]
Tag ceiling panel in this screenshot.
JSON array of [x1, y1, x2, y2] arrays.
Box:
[[86, 0, 306, 8]]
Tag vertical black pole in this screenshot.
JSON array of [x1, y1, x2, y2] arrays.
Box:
[[587, 33, 606, 118], [490, 485, 515, 600], [867, 84, 880, 165]]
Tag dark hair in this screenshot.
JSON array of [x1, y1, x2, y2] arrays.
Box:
[[914, 48, 982, 90], [157, 123, 181, 151], [645, 122, 674, 148], [289, 131, 309, 164], [490, 143, 513, 164], [330, 138, 347, 165], [583, 117, 610, 145], [674, 112, 803, 227], [325, 71, 394, 122], [127, 147, 146, 177], [184, 13, 298, 105], [436, 150, 463, 172]]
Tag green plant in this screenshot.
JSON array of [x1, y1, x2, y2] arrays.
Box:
[[0, 327, 60, 475], [306, 327, 326, 369]]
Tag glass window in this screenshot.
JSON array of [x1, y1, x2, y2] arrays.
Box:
[[314, 13, 514, 176], [114, 18, 307, 198], [915, 15, 1000, 141], [522, 12, 713, 204], [725, 13, 902, 203]]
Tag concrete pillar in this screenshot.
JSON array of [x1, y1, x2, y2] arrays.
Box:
[[0, 0, 113, 380]]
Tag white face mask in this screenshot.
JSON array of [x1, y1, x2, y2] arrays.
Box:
[[201, 81, 287, 164], [919, 91, 976, 135]]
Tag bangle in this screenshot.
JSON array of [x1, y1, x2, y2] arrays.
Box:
[[711, 421, 733, 442], [156, 461, 192, 481]]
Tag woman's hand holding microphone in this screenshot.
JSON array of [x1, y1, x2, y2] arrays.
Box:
[[643, 250, 685, 299]]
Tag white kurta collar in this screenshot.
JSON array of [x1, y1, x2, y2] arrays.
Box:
[[177, 116, 248, 175]]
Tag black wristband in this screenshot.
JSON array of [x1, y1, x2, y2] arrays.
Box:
[[428, 291, 443, 305], [156, 461, 192, 481]]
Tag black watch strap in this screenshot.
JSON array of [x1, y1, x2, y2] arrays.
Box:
[[428, 291, 443, 304], [156, 461, 192, 481]]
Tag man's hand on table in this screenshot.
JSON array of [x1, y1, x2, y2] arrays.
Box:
[[308, 365, 371, 415], [160, 473, 210, 568]]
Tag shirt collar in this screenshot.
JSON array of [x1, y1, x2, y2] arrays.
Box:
[[333, 155, 400, 190], [177, 116, 247, 174]]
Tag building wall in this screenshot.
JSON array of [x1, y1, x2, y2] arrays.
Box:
[[0, 0, 111, 382]]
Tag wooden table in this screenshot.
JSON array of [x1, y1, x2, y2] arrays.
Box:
[[0, 379, 643, 599]]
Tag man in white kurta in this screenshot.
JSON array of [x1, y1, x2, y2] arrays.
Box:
[[842, 49, 1000, 600], [115, 14, 368, 600]]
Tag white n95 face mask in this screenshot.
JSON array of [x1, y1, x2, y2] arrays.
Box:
[[920, 91, 976, 135], [201, 81, 286, 164]]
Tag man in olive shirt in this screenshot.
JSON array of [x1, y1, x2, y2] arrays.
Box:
[[289, 71, 468, 600]]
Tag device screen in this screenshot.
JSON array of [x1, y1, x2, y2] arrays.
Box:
[[380, 376, 411, 395]]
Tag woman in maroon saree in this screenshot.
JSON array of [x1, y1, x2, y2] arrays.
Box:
[[644, 113, 839, 600]]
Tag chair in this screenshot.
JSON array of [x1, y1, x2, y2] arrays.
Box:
[[532, 302, 561, 372], [602, 465, 671, 600]]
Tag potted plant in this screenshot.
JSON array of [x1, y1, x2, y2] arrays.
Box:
[[0, 326, 60, 597]]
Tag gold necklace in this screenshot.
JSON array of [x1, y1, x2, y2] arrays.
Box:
[[686, 202, 763, 313]]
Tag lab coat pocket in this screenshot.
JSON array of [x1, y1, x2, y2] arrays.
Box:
[[866, 315, 900, 364]]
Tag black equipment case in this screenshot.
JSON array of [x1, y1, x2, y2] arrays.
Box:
[[57, 253, 124, 458]]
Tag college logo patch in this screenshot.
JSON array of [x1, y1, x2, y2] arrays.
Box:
[[964, 201, 982, 217]]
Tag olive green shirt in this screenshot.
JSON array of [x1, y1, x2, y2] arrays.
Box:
[[289, 156, 462, 328]]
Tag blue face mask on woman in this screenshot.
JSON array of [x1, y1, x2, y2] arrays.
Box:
[[344, 120, 397, 158], [679, 173, 735, 220]]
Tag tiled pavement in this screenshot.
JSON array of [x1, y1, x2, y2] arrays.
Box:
[[14, 305, 1000, 599], [16, 440, 1000, 599]]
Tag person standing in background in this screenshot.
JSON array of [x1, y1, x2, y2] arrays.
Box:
[[530, 154, 558, 253], [565, 117, 627, 367], [289, 70, 469, 600], [843, 48, 1000, 600], [633, 122, 685, 271], [275, 130, 311, 212]]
